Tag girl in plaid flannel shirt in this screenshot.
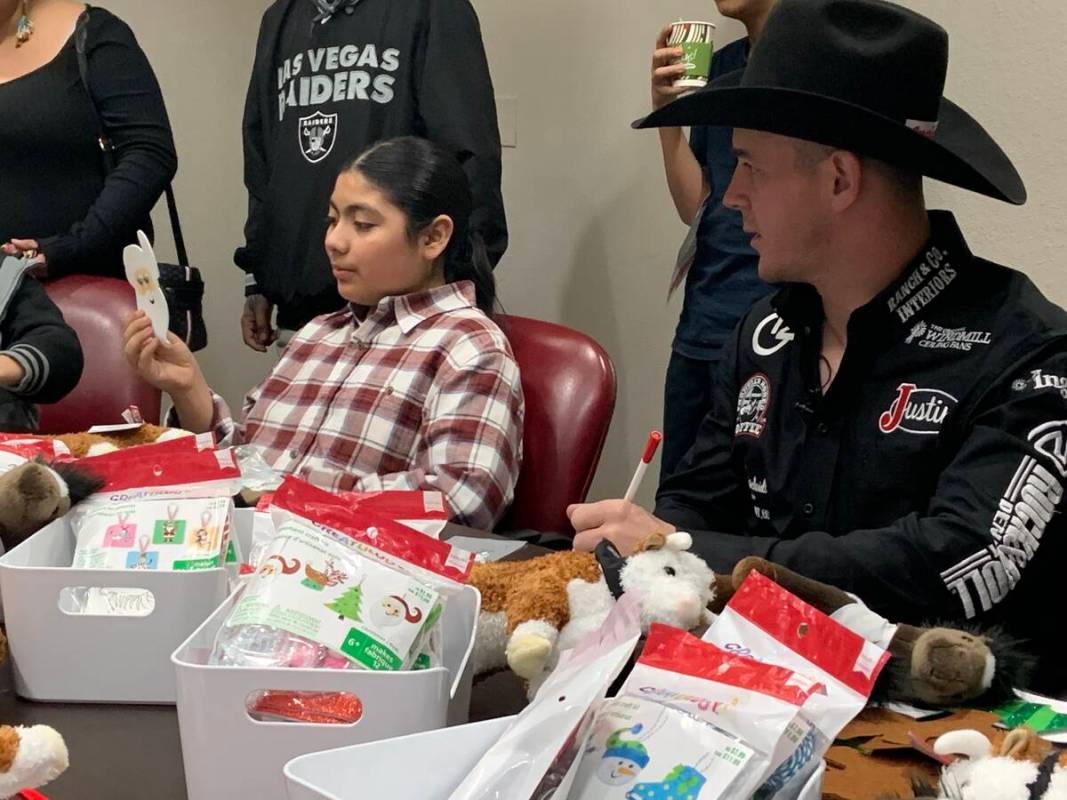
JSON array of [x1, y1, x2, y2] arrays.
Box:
[[123, 137, 523, 530]]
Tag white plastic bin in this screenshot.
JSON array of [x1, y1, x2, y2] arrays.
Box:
[[172, 583, 480, 800], [0, 508, 252, 703], [283, 715, 827, 800], [285, 716, 512, 800]]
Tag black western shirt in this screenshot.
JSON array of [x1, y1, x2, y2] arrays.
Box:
[[655, 212, 1067, 693]]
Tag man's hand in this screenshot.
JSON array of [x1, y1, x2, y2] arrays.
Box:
[[241, 294, 276, 352], [568, 499, 676, 556]]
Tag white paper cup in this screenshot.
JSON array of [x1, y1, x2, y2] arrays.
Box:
[[668, 20, 716, 90]]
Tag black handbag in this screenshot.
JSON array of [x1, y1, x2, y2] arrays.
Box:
[[74, 11, 208, 351]]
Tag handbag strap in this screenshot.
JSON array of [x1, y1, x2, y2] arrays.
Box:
[[163, 186, 189, 267], [74, 11, 189, 267]]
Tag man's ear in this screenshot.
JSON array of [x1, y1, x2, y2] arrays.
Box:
[[828, 150, 863, 213], [421, 214, 455, 262]]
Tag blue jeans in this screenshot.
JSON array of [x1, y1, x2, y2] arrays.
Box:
[[661, 350, 720, 482]]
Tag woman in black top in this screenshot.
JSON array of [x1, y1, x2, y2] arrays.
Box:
[[0, 0, 176, 279]]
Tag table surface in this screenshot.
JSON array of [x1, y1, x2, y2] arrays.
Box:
[[0, 524, 543, 799]]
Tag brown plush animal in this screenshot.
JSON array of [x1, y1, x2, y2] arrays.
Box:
[[48, 424, 193, 458], [722, 557, 1033, 708], [470, 532, 715, 686], [0, 631, 70, 798], [0, 459, 104, 551]]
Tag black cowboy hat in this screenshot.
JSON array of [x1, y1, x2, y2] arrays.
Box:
[[635, 0, 1025, 204]]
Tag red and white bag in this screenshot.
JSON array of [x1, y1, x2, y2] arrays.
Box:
[[621, 623, 824, 799], [255, 485, 451, 538], [268, 477, 471, 586], [75, 434, 224, 494], [69, 442, 241, 572], [0, 435, 71, 474], [211, 477, 471, 671], [703, 570, 890, 743]]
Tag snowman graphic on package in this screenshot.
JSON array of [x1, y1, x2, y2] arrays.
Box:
[[590, 725, 707, 800]]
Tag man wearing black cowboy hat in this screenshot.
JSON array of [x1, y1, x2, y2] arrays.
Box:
[[568, 0, 1067, 694]]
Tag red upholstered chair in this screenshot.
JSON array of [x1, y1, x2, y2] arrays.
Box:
[[36, 276, 162, 433], [496, 314, 617, 536]]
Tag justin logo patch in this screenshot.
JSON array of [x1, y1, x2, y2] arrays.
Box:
[[736, 373, 772, 438], [299, 111, 338, 163], [878, 382, 957, 435]]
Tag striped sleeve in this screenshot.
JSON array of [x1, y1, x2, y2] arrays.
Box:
[[1, 343, 50, 395]]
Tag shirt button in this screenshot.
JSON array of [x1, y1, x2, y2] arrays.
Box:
[[816, 422, 829, 435], [802, 502, 815, 515], [289, 449, 300, 460], [382, 386, 394, 396]]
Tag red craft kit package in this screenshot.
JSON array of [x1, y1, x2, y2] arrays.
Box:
[[702, 570, 891, 790], [210, 477, 471, 672], [621, 623, 825, 799]]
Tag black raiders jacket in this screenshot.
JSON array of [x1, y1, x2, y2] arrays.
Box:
[[234, 0, 507, 327]]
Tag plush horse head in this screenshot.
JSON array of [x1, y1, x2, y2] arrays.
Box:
[[618, 532, 716, 633]]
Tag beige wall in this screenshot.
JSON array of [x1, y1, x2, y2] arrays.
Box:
[[104, 0, 1067, 514], [102, 0, 277, 420]]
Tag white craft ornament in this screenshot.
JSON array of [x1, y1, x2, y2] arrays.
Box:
[[124, 229, 170, 343]]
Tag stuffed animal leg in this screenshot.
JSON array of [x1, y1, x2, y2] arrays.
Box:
[[471, 551, 602, 680], [728, 557, 1032, 707], [0, 725, 69, 799]]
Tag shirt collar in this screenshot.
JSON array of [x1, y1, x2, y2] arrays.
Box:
[[350, 281, 478, 336], [773, 211, 973, 339]]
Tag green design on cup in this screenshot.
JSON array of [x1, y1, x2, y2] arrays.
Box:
[[681, 41, 713, 81]]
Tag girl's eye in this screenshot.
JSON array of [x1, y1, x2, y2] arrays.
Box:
[[354, 222, 376, 232]]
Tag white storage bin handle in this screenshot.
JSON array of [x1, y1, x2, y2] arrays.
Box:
[[244, 688, 364, 727], [57, 586, 156, 617]]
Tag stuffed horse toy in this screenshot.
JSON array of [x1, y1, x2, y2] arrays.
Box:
[[470, 532, 716, 693]]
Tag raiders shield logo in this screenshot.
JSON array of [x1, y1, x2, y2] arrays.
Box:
[[299, 112, 338, 164]]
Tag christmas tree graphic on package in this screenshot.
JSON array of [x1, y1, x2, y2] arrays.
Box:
[[225, 517, 441, 671]]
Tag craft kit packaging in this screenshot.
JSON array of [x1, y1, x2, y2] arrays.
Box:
[[703, 571, 890, 779], [621, 623, 826, 799], [0, 440, 243, 703], [248, 462, 452, 538], [447, 593, 643, 800], [213, 477, 472, 671], [283, 716, 828, 800], [569, 695, 761, 800], [172, 583, 480, 800]]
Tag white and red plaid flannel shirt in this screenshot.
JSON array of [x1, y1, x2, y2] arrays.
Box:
[[204, 282, 523, 529]]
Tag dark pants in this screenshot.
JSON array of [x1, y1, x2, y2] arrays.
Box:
[[661, 350, 720, 482]]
